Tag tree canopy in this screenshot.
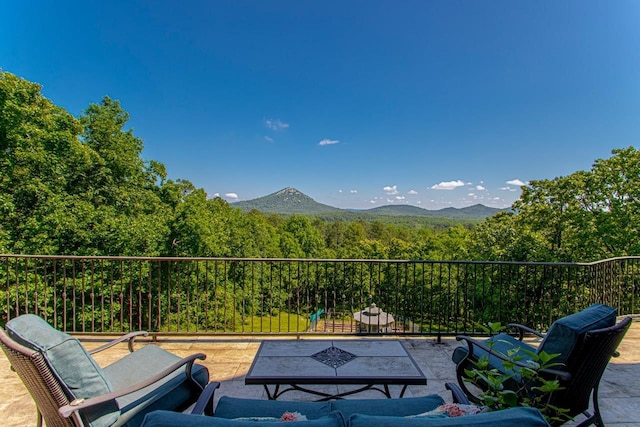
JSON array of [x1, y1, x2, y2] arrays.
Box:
[[469, 147, 640, 262]]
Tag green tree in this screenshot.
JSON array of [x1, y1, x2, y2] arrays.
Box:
[[280, 215, 324, 258], [169, 190, 231, 257], [229, 210, 281, 258], [0, 71, 83, 253], [78, 96, 170, 256]]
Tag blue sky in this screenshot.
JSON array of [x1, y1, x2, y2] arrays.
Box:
[[2, 1, 639, 209]]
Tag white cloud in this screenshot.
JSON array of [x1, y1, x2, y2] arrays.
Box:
[[396, 196, 405, 200], [350, 189, 357, 194], [370, 199, 376, 204], [265, 119, 289, 130], [506, 179, 527, 186], [319, 138, 339, 146], [264, 136, 274, 143], [224, 193, 238, 200], [408, 189, 418, 195], [431, 180, 465, 190], [383, 185, 398, 195], [468, 193, 475, 197], [476, 185, 486, 191]]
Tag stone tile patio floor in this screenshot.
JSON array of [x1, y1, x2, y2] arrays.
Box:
[[2, 320, 639, 426]]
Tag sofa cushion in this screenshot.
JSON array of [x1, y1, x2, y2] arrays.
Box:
[[214, 396, 332, 420], [141, 410, 346, 427], [331, 394, 444, 418], [349, 407, 550, 426], [539, 304, 616, 364], [6, 314, 119, 427], [103, 344, 209, 427], [452, 333, 537, 383]]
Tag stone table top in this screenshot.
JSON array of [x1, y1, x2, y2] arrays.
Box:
[[245, 339, 427, 385]]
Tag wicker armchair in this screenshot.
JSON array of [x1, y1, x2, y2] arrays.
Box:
[[452, 304, 631, 426], [0, 314, 209, 427]]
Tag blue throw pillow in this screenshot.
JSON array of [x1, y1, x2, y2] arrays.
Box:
[[331, 394, 444, 418], [539, 304, 616, 364], [141, 410, 346, 427], [214, 396, 332, 420], [6, 314, 120, 427]]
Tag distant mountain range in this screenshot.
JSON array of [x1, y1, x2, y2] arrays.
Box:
[[232, 187, 503, 220]]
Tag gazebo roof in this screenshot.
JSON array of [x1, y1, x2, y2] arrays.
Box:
[[353, 303, 395, 325]]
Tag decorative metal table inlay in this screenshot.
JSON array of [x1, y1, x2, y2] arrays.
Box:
[[311, 346, 357, 368], [245, 340, 427, 400]]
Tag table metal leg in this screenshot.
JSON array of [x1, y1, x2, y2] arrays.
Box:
[[263, 383, 408, 401]]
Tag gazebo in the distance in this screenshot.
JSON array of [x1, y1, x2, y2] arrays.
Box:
[[353, 303, 395, 333]]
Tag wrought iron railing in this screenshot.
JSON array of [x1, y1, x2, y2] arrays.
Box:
[[2, 255, 638, 336]]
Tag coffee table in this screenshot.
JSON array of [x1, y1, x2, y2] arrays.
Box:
[[245, 339, 427, 400]]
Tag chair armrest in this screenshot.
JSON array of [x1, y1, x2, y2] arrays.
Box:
[[506, 323, 545, 340], [190, 382, 220, 416], [445, 382, 471, 404], [58, 352, 206, 418], [456, 335, 506, 359], [539, 368, 572, 382], [88, 331, 149, 354]]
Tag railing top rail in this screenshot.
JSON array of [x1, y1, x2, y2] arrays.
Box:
[[1, 254, 640, 266]]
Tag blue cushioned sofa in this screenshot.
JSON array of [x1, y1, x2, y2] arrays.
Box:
[[139, 382, 551, 427]]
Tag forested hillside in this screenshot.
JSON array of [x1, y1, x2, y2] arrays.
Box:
[[1, 71, 638, 262]]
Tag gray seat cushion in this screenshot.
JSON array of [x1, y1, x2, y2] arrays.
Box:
[[452, 333, 537, 383], [104, 344, 209, 427]]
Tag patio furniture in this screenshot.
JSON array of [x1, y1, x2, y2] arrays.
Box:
[[451, 304, 632, 426], [139, 382, 551, 426], [0, 314, 210, 427], [245, 339, 426, 400]]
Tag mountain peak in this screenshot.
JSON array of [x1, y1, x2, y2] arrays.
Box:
[[276, 187, 302, 196], [232, 187, 340, 214]]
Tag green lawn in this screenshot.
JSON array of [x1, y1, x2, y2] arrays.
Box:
[[233, 312, 310, 333]]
